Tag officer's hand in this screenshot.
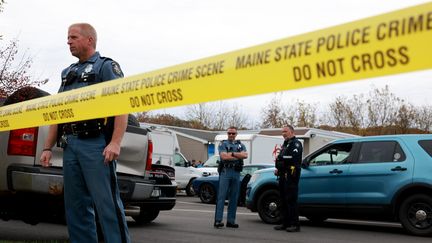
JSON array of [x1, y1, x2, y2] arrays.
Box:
[[274, 169, 278, 176], [103, 142, 121, 164], [40, 151, 52, 167]]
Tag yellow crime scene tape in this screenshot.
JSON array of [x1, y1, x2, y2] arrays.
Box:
[[0, 2, 431, 131]]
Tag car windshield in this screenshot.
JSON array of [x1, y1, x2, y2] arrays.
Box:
[[203, 155, 220, 167]]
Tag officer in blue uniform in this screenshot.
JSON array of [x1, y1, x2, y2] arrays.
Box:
[[40, 23, 130, 243], [274, 125, 303, 232], [214, 126, 248, 228]]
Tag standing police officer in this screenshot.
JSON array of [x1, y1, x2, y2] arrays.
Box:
[[40, 23, 130, 243], [214, 126, 248, 228], [274, 125, 303, 232]]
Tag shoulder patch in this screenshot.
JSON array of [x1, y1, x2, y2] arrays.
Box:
[[111, 61, 123, 77]]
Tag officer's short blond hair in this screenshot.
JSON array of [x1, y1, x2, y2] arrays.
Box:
[[70, 23, 97, 48]]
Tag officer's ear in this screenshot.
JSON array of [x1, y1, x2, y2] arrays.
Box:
[[88, 36, 96, 48]]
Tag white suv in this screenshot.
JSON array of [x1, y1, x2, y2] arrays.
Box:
[[196, 155, 219, 177], [173, 152, 202, 196]]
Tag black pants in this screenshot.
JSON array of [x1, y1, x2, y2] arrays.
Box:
[[278, 171, 300, 227]]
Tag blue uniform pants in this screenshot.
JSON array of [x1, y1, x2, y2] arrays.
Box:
[[63, 135, 130, 243], [215, 168, 240, 224]]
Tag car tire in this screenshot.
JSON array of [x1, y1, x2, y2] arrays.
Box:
[[399, 194, 432, 236], [132, 209, 160, 225], [199, 183, 216, 204], [186, 179, 196, 196], [257, 189, 282, 224]]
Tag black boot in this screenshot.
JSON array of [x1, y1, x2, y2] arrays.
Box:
[[273, 225, 287, 230], [226, 222, 239, 228], [286, 225, 300, 232], [214, 221, 224, 228]]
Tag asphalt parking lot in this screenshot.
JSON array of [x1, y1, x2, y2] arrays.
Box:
[[1, 194, 431, 242]]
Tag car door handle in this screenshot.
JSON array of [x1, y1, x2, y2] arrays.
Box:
[[391, 166, 407, 171], [329, 169, 343, 174]]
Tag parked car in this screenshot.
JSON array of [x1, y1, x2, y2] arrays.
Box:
[[173, 152, 202, 196], [195, 155, 219, 177], [138, 164, 176, 224], [246, 134, 432, 236], [193, 164, 274, 204]]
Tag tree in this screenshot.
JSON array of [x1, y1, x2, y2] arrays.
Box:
[[225, 104, 249, 129], [185, 103, 215, 129], [395, 103, 416, 134], [260, 93, 318, 128], [0, 0, 5, 13], [135, 111, 152, 122], [211, 102, 228, 130], [0, 38, 48, 97], [326, 94, 366, 131], [326, 96, 349, 128], [415, 105, 432, 132], [185, 101, 250, 130], [366, 85, 401, 128], [295, 101, 317, 127], [260, 94, 286, 128]]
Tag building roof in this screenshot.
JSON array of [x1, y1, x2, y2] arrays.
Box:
[[259, 127, 358, 138], [139, 123, 357, 143], [140, 122, 220, 142]]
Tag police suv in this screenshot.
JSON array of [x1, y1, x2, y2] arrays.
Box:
[[246, 134, 432, 236]]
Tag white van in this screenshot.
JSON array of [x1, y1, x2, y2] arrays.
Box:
[[214, 134, 285, 165], [141, 124, 202, 196]]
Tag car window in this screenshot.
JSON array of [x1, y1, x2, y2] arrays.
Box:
[[308, 143, 353, 166], [357, 141, 406, 163], [203, 155, 220, 167], [418, 140, 432, 157], [174, 153, 187, 166]]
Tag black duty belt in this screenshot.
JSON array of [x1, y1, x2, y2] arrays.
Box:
[[62, 119, 105, 136], [221, 162, 236, 168]]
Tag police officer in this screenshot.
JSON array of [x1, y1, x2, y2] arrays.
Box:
[[274, 125, 303, 232], [40, 23, 130, 243], [214, 126, 248, 228]]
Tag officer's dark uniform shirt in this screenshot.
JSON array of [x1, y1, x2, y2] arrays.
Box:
[[218, 140, 247, 163], [60, 51, 123, 92], [277, 136, 303, 171], [58, 52, 123, 143]]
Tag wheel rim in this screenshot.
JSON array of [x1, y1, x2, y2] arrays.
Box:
[[200, 184, 215, 203], [407, 202, 432, 229], [263, 196, 280, 219]]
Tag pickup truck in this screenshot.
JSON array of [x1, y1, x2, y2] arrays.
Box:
[[0, 87, 176, 225]]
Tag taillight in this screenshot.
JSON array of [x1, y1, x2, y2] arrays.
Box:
[[146, 140, 153, 172], [8, 127, 39, 156]]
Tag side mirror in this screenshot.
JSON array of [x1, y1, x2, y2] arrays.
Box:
[[328, 149, 338, 156], [301, 158, 309, 169]]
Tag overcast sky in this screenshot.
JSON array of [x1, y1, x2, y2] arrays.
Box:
[[1, 0, 431, 126]]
